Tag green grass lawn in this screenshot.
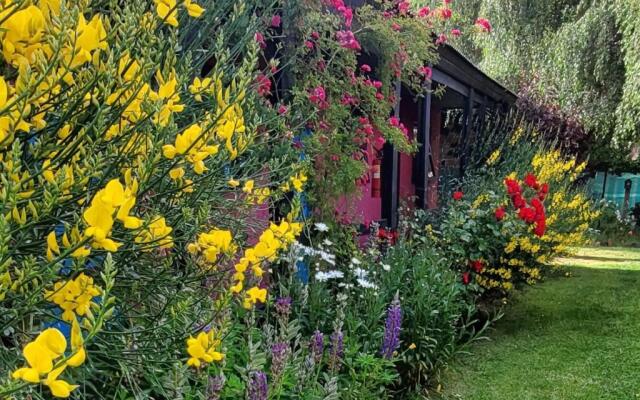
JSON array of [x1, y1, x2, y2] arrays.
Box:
[[435, 247, 640, 400]]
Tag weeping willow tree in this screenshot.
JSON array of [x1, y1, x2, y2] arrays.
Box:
[[433, 0, 640, 171]]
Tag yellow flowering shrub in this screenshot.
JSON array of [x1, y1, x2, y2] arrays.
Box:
[[438, 139, 598, 293], [0, 0, 305, 398]]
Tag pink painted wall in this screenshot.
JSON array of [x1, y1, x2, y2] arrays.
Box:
[[352, 142, 382, 226]]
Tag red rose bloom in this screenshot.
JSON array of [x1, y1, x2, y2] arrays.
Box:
[[504, 178, 521, 196], [471, 260, 484, 273], [524, 173, 540, 190], [540, 183, 549, 194], [518, 206, 537, 224], [538, 183, 550, 200], [453, 191, 463, 201], [495, 206, 506, 221], [530, 197, 544, 213], [512, 193, 526, 209], [534, 218, 546, 237], [462, 272, 471, 285]]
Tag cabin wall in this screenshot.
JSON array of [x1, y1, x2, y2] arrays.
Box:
[[356, 142, 383, 225], [398, 92, 420, 204]]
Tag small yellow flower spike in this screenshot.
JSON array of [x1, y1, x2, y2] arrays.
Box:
[[47, 231, 61, 261], [169, 167, 185, 180], [243, 286, 267, 309], [290, 172, 308, 192], [44, 365, 79, 398], [186, 331, 224, 368], [45, 273, 102, 321], [154, 0, 179, 27], [242, 179, 254, 194], [12, 327, 84, 398], [66, 317, 86, 367], [184, 0, 205, 18]]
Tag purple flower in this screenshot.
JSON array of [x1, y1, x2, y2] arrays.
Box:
[[247, 371, 268, 400], [310, 330, 324, 363], [275, 297, 292, 316], [207, 375, 225, 400], [380, 296, 402, 359], [270, 342, 290, 379], [329, 329, 343, 371]]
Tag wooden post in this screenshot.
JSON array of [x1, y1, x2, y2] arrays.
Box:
[[382, 80, 401, 228], [459, 88, 474, 176], [415, 82, 432, 209]]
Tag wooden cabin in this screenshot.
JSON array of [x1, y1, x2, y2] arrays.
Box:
[[356, 45, 517, 229]]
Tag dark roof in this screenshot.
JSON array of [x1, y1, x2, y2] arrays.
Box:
[[433, 45, 517, 105]]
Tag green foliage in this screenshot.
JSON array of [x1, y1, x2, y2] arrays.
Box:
[[454, 0, 640, 169]]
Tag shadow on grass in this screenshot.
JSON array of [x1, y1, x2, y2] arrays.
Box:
[[568, 254, 640, 263], [489, 265, 640, 337]]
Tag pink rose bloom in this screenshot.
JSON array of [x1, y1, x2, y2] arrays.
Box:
[[336, 30, 361, 51], [255, 32, 266, 49], [435, 33, 447, 45], [256, 73, 271, 97], [341, 93, 358, 106], [305, 40, 315, 50], [418, 66, 432, 79], [476, 18, 492, 33], [373, 136, 386, 150], [417, 6, 430, 17], [278, 105, 288, 115], [439, 7, 452, 19], [341, 7, 353, 27], [360, 64, 372, 73], [397, 1, 410, 15], [451, 28, 461, 37], [309, 86, 328, 109], [270, 14, 281, 28]]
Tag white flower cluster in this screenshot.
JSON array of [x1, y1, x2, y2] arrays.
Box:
[[315, 270, 344, 282]]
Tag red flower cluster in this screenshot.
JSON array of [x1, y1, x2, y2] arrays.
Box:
[[389, 116, 409, 138], [503, 174, 547, 237], [378, 228, 398, 245], [308, 86, 328, 109], [475, 18, 492, 33], [255, 73, 271, 97], [494, 206, 506, 221], [470, 260, 484, 273], [356, 117, 385, 151], [452, 191, 463, 201]]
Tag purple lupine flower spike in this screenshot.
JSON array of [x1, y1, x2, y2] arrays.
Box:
[[207, 375, 225, 400], [275, 297, 292, 316], [380, 294, 402, 359], [310, 330, 324, 363], [270, 341, 290, 379], [328, 329, 344, 371], [247, 371, 268, 400]]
